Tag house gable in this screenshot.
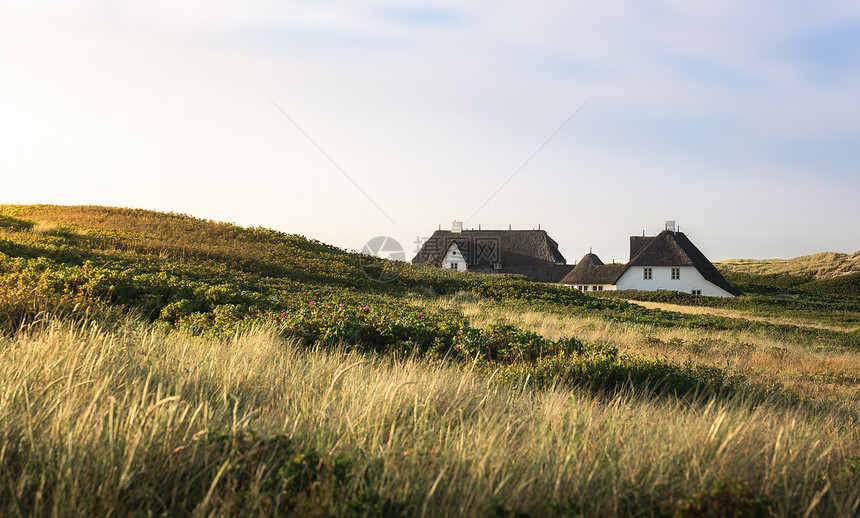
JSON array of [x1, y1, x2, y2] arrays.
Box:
[[441, 242, 467, 271]]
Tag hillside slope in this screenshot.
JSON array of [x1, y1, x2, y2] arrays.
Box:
[[717, 251, 860, 279], [4, 205, 860, 345], [0, 204, 604, 335], [3, 205, 860, 516], [715, 251, 860, 299]]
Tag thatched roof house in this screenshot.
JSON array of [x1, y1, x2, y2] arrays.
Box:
[[412, 223, 573, 283], [558, 253, 625, 291], [561, 225, 740, 297]]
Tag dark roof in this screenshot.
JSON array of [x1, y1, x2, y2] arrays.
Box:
[[559, 253, 626, 285], [412, 229, 573, 283], [629, 236, 654, 261], [556, 231, 741, 296], [624, 231, 742, 296]]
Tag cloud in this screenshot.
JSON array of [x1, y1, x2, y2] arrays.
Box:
[[3, 1, 860, 258]]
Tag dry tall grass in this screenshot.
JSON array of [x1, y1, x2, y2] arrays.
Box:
[[427, 295, 860, 403], [1, 318, 859, 516], [626, 300, 860, 333], [717, 252, 860, 279]]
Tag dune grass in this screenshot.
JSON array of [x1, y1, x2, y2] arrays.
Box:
[[426, 294, 860, 404], [624, 300, 860, 333], [717, 252, 860, 279], [2, 205, 860, 516], [1, 317, 859, 517]]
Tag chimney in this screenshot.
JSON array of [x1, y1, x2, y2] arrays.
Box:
[[452, 220, 463, 233], [665, 220, 676, 233]]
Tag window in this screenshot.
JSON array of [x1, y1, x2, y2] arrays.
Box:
[[671, 268, 680, 280], [643, 268, 652, 280], [451, 263, 458, 271], [691, 289, 701, 296]]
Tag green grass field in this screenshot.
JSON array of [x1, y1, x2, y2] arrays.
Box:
[[2, 205, 859, 516]]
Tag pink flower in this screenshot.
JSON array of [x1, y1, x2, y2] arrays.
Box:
[[289, 324, 294, 328], [74, 277, 78, 282], [339, 303, 343, 307], [458, 330, 463, 334], [455, 345, 461, 350], [309, 301, 314, 306], [417, 313, 423, 318], [364, 306, 370, 312], [281, 312, 287, 317]]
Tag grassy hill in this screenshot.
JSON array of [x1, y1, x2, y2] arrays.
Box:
[[0, 204, 596, 320], [715, 252, 860, 299], [717, 251, 860, 279], [2, 204, 860, 516]]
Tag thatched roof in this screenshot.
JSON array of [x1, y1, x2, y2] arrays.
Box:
[[629, 236, 654, 261], [557, 231, 741, 296], [412, 229, 573, 283], [559, 253, 625, 285], [625, 231, 741, 295]]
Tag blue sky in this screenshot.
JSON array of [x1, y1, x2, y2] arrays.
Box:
[[1, 1, 859, 262]]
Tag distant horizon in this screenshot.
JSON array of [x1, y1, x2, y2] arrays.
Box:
[[3, 2, 859, 263]]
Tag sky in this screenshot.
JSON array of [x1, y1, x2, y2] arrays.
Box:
[[2, 1, 859, 263]]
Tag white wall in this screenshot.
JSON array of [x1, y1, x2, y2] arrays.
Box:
[[615, 266, 735, 297], [441, 243, 468, 272], [563, 284, 617, 292]]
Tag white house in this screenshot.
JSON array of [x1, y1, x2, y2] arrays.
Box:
[[560, 224, 741, 297]]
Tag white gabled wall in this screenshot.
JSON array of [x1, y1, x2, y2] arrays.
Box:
[[615, 266, 735, 297], [441, 243, 468, 272]]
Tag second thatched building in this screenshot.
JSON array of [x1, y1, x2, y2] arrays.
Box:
[[560, 223, 740, 297]]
